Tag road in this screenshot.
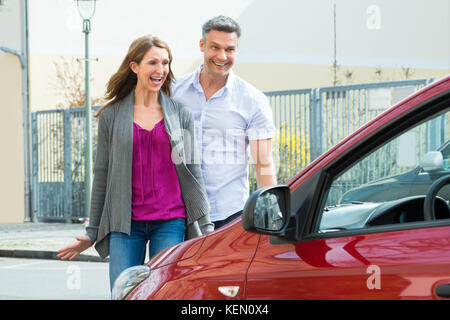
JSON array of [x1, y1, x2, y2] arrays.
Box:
[[0, 257, 110, 300]]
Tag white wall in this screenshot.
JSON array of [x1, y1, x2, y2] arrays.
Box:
[[25, 0, 450, 110], [0, 0, 22, 52]]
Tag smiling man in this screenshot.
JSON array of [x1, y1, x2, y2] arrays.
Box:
[[173, 16, 277, 229]]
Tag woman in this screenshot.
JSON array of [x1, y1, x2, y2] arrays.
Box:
[[58, 35, 213, 291]]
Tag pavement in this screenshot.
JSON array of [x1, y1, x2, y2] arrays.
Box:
[[0, 221, 107, 262]]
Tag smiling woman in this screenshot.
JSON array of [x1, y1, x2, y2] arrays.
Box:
[[95, 35, 175, 116], [130, 46, 170, 92], [131, 46, 170, 130], [58, 35, 214, 294]]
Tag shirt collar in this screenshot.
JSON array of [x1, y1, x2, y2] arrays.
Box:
[[192, 64, 235, 96]]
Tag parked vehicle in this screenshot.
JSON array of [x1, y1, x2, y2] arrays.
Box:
[[113, 76, 450, 300], [341, 139, 450, 203]]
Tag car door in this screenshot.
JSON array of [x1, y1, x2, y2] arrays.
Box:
[[246, 227, 450, 299], [246, 94, 450, 300]]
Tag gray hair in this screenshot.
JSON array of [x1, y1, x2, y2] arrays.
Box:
[[202, 15, 241, 39]]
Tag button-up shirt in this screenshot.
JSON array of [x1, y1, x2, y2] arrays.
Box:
[[172, 66, 275, 222]]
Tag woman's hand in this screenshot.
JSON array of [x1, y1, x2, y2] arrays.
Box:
[[57, 236, 93, 261]]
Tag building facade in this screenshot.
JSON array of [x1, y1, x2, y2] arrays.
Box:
[[0, 0, 27, 223], [0, 0, 448, 223]]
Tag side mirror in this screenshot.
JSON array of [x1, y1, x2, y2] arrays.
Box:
[[420, 151, 444, 172], [242, 185, 290, 235]]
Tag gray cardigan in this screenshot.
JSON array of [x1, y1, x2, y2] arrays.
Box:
[[86, 90, 213, 259]]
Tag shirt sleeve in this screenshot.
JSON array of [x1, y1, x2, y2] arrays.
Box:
[[246, 94, 276, 141]]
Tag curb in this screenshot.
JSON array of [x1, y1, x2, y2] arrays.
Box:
[[0, 249, 108, 263]]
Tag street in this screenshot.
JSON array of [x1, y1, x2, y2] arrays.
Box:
[[0, 257, 110, 300]]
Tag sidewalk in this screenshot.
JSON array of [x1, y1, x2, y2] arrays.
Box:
[[0, 222, 107, 262]]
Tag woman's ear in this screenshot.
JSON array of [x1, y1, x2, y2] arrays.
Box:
[[129, 61, 138, 74]]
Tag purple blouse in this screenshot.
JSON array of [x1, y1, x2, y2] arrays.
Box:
[[131, 119, 186, 221]]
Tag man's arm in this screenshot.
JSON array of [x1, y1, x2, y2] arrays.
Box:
[[249, 138, 277, 188]]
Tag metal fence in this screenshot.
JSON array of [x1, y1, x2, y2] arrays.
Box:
[[249, 78, 433, 188], [31, 79, 433, 221], [31, 107, 99, 222]]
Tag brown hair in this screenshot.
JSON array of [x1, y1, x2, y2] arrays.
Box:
[[95, 35, 174, 117]]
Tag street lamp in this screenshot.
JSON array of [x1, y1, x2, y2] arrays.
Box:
[[75, 0, 96, 220]]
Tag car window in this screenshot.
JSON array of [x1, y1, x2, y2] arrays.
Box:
[[440, 142, 450, 169], [318, 107, 450, 232]]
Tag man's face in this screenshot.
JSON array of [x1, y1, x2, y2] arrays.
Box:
[[200, 30, 238, 78]]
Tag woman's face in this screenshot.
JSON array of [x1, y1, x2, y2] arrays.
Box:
[[131, 46, 170, 93]]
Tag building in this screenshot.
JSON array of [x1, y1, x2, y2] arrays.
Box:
[[0, 0, 28, 223], [27, 0, 449, 111], [1, 0, 448, 223]]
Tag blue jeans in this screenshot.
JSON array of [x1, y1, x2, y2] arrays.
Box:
[[109, 218, 186, 291]]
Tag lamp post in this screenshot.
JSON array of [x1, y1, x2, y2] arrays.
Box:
[[75, 0, 96, 219], [332, 0, 338, 86]]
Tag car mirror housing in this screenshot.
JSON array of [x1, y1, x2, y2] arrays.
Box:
[[242, 185, 290, 235], [420, 151, 444, 172]]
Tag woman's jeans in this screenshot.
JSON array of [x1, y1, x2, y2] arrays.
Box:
[[109, 218, 186, 291]]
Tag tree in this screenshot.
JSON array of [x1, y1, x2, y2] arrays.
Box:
[[51, 56, 104, 109]]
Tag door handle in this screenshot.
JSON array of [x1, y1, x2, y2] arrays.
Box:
[[435, 283, 450, 298]]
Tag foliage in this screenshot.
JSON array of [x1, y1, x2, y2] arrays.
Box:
[[276, 122, 311, 182], [249, 123, 311, 192]]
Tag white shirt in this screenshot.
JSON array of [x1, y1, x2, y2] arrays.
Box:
[[172, 65, 275, 222]]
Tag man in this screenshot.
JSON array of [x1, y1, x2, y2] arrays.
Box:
[[172, 15, 276, 229]]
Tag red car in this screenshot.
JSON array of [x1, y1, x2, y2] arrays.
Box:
[[113, 76, 450, 300]]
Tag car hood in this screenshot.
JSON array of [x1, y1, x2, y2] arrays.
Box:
[[147, 235, 207, 270]]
